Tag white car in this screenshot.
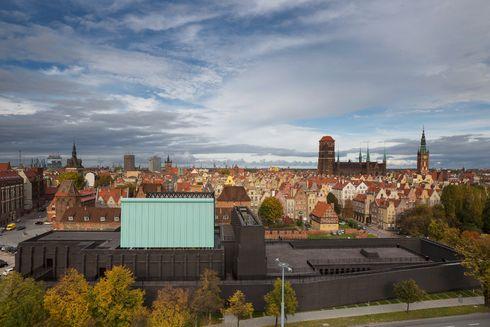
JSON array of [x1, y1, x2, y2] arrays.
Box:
[[2, 267, 13, 276]]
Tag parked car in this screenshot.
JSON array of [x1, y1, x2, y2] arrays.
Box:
[[16, 225, 26, 231], [2, 267, 13, 276], [6, 223, 16, 231], [35, 221, 44, 225], [0, 260, 7, 268]]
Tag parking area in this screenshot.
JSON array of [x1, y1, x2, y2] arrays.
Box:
[[0, 210, 52, 275]]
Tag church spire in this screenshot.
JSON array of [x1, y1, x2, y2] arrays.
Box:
[[337, 149, 340, 163], [419, 127, 428, 154], [366, 144, 370, 162], [358, 147, 362, 163], [383, 146, 387, 163], [72, 142, 77, 158]]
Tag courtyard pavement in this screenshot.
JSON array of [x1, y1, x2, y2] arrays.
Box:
[[0, 210, 52, 275]]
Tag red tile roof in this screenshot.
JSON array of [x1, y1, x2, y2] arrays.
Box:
[[217, 185, 251, 202], [0, 162, 12, 170], [310, 201, 338, 224], [320, 135, 335, 142]]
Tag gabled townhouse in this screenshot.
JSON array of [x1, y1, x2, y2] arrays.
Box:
[[331, 182, 356, 206], [310, 201, 339, 231], [352, 193, 374, 224]]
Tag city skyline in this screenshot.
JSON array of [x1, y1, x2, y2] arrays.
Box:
[[1, 1, 489, 168]]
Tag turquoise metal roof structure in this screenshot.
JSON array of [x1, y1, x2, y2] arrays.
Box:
[[120, 196, 215, 248]]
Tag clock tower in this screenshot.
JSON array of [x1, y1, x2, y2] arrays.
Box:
[[417, 128, 429, 175]]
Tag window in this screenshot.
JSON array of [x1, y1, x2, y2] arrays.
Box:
[[100, 216, 106, 222], [83, 216, 89, 221], [114, 216, 119, 222], [68, 216, 74, 221]]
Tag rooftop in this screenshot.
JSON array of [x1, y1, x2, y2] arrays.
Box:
[[147, 192, 214, 199], [265, 242, 426, 276]]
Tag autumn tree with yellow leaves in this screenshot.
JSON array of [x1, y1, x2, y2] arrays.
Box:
[[225, 290, 254, 327], [92, 266, 146, 326], [191, 268, 223, 325], [43, 269, 93, 327], [149, 284, 191, 327]]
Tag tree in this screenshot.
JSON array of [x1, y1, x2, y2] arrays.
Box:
[[342, 200, 354, 219], [428, 219, 446, 242], [258, 197, 284, 226], [225, 290, 254, 327], [456, 235, 490, 307], [427, 219, 462, 247], [397, 205, 433, 236], [92, 266, 146, 327], [0, 272, 46, 327], [44, 269, 92, 327], [95, 174, 113, 188], [58, 171, 85, 189], [393, 279, 426, 312], [191, 269, 223, 324], [327, 193, 341, 215], [482, 197, 490, 233], [264, 278, 298, 327], [441, 184, 488, 231], [149, 285, 191, 327]]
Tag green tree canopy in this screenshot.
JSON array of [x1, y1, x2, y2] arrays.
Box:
[[44, 269, 92, 327], [441, 184, 488, 231], [264, 278, 298, 327], [398, 205, 434, 236], [149, 285, 191, 327], [92, 266, 146, 327], [481, 197, 490, 233], [191, 269, 223, 324], [58, 171, 85, 189], [342, 200, 354, 219], [456, 235, 490, 307], [94, 174, 113, 188], [327, 193, 341, 215], [258, 197, 284, 226], [0, 272, 46, 327], [393, 279, 426, 312], [225, 290, 254, 327]]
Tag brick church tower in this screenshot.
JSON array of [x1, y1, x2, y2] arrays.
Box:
[[417, 128, 430, 175], [318, 136, 335, 175]]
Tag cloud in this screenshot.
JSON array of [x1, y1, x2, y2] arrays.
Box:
[[0, 0, 489, 168], [0, 97, 41, 115], [124, 10, 217, 32]]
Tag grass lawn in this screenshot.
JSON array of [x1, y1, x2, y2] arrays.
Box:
[[282, 305, 489, 327], [307, 233, 357, 240]]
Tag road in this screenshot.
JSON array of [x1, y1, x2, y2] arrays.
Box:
[[376, 313, 490, 327], [0, 210, 52, 275], [364, 224, 398, 238], [0, 210, 52, 247]]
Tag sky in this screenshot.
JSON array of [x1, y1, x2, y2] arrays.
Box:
[[0, 0, 489, 168]]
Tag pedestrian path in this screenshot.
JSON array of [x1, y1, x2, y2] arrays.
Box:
[[214, 296, 484, 327]]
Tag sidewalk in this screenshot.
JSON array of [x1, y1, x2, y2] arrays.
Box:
[[215, 296, 484, 327]]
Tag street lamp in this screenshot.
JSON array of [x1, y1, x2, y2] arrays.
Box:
[[275, 258, 292, 327]]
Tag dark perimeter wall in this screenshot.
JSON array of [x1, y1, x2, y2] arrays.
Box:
[[17, 235, 478, 311]]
